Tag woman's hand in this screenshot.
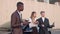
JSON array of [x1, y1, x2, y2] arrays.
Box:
[[34, 21, 39, 24]]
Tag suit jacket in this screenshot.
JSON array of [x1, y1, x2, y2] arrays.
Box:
[[11, 10, 23, 34], [37, 17, 50, 34]]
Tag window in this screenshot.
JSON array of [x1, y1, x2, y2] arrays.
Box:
[[37, 0, 44, 2], [37, 0, 60, 5], [37, 0, 49, 3], [49, 0, 57, 4], [49, 0, 60, 6]]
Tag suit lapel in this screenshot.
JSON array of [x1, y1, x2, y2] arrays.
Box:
[[16, 11, 20, 20], [40, 17, 44, 23], [41, 17, 46, 23]]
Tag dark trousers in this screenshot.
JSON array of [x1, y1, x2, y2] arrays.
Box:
[[23, 32, 32, 34], [23, 27, 38, 34], [32, 27, 38, 34], [39, 27, 49, 34]]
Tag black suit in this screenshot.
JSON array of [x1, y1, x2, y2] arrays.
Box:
[[37, 17, 51, 34]]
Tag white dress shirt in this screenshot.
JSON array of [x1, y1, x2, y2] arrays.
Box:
[[42, 17, 45, 22], [27, 18, 38, 28], [17, 10, 22, 19]]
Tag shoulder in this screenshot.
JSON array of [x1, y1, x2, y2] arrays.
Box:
[[45, 17, 49, 20], [28, 18, 31, 21], [11, 11, 17, 17], [27, 18, 31, 20], [37, 17, 42, 20], [26, 18, 31, 21], [26, 18, 32, 22], [36, 18, 41, 21]]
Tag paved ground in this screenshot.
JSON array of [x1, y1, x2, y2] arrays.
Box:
[[0, 30, 60, 34], [51, 30, 60, 34]]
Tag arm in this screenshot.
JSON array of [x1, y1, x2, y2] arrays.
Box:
[[36, 19, 41, 27], [47, 19, 51, 28], [47, 19, 54, 28], [11, 14, 20, 28]]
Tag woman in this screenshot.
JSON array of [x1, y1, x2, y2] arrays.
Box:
[[27, 11, 39, 34]]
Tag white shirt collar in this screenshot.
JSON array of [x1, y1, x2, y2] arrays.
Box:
[[42, 17, 45, 22], [17, 10, 22, 14]]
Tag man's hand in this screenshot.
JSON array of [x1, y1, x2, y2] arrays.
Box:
[[51, 23, 55, 27]]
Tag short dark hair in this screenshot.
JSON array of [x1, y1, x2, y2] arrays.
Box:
[[40, 11, 45, 14], [17, 2, 23, 6]]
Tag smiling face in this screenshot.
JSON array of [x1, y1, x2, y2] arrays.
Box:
[[17, 5, 24, 11], [40, 11, 45, 17], [33, 12, 37, 18], [41, 13, 45, 17], [31, 12, 37, 18], [17, 2, 24, 12]]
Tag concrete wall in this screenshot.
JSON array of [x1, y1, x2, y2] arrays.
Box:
[[0, 0, 60, 29]]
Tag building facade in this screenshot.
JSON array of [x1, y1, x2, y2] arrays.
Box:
[[0, 0, 60, 29]]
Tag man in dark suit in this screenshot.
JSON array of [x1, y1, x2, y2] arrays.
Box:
[[37, 11, 54, 34], [11, 2, 24, 34]]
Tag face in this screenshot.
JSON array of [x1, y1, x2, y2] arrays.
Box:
[[41, 13, 45, 17], [33, 13, 37, 18], [17, 5, 24, 11]]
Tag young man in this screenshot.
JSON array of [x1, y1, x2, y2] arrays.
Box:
[[37, 11, 54, 34], [11, 2, 24, 34]]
